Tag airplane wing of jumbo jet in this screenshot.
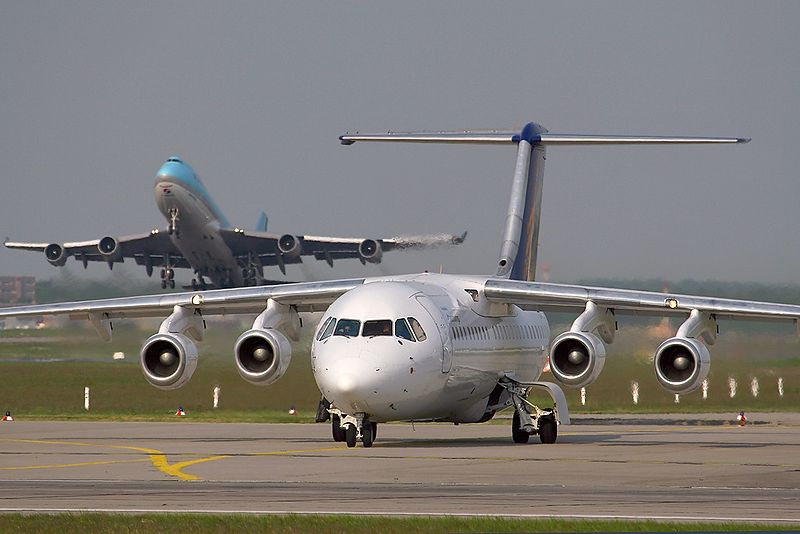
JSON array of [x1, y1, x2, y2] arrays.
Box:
[[217, 229, 467, 274], [4, 231, 188, 274]]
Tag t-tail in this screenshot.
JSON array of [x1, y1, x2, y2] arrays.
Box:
[[341, 123, 748, 281]]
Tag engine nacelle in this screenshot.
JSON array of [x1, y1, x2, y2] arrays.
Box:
[[654, 336, 711, 394], [358, 239, 383, 264], [277, 234, 302, 259], [140, 332, 199, 390], [97, 236, 122, 261], [549, 331, 606, 388], [234, 328, 292, 386], [44, 243, 67, 266]]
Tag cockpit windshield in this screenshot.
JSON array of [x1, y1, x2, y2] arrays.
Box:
[[362, 319, 392, 337], [408, 317, 427, 341], [334, 319, 360, 337], [395, 318, 415, 341]]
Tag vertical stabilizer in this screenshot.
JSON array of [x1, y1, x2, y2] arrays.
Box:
[[498, 123, 547, 281]]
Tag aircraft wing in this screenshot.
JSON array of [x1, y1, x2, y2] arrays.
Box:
[[483, 279, 800, 323], [4, 230, 189, 269], [0, 279, 365, 321], [219, 228, 466, 271]]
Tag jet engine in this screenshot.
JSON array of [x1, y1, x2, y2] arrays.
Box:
[[653, 336, 710, 394], [358, 239, 383, 264], [45, 243, 67, 266], [234, 328, 292, 386], [140, 332, 198, 390], [277, 234, 302, 260], [97, 236, 122, 262], [549, 331, 606, 388]]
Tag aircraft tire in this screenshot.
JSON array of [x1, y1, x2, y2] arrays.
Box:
[[539, 415, 557, 444], [345, 424, 357, 448], [512, 411, 530, 444], [161, 280, 167, 290], [331, 415, 346, 442], [371, 421, 378, 441], [362, 422, 374, 448], [169, 279, 175, 289]]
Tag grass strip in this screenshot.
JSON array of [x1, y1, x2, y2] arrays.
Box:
[[0, 513, 796, 533]]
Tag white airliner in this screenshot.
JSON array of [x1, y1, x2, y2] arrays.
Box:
[[2, 122, 797, 448], [4, 157, 465, 289]]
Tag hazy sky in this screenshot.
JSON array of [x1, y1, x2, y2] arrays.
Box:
[[1, 2, 798, 286]]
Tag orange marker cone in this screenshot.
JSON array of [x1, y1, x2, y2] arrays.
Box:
[[2, 411, 13, 422], [736, 411, 747, 426], [175, 406, 186, 417]]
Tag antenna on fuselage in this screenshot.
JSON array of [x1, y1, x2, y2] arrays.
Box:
[[339, 125, 748, 282]]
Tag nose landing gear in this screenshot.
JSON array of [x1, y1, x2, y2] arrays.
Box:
[[501, 379, 568, 445], [167, 208, 180, 236], [328, 407, 377, 448]]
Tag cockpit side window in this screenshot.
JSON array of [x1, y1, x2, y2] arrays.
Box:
[[317, 317, 336, 341], [407, 317, 427, 341], [334, 319, 360, 337], [395, 318, 416, 342], [362, 319, 392, 337]]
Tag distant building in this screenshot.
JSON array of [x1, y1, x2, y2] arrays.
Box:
[[0, 276, 37, 305], [0, 276, 41, 329]]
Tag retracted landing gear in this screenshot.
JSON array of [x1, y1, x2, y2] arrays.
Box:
[[328, 407, 377, 448], [500, 378, 569, 445]]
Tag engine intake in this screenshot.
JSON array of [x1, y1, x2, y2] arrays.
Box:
[[234, 328, 292, 385], [45, 243, 67, 266], [358, 239, 383, 264], [549, 331, 606, 388], [140, 332, 198, 390], [98, 236, 121, 261], [277, 234, 302, 259], [654, 337, 710, 394]]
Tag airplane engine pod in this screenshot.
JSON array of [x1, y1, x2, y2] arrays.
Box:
[[358, 239, 383, 263], [140, 332, 199, 390], [654, 336, 710, 394], [98, 236, 122, 261], [44, 243, 68, 266], [234, 328, 292, 386], [277, 234, 302, 260], [549, 331, 606, 388]]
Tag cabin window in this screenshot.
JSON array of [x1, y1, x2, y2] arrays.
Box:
[[316, 317, 336, 341], [363, 319, 393, 337], [334, 319, 360, 337], [408, 317, 427, 341], [396, 319, 416, 341]]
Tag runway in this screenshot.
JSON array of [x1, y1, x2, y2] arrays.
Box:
[[1, 416, 799, 523]]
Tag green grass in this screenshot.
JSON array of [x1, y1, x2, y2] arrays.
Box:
[[0, 513, 795, 533], [1, 324, 798, 420]]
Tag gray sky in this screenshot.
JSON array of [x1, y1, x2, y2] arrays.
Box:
[[1, 1, 798, 286]]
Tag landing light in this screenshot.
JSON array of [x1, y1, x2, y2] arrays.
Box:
[[665, 298, 679, 309]]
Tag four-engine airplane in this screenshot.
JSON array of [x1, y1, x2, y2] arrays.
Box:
[[2, 122, 796, 449], [4, 157, 466, 289]]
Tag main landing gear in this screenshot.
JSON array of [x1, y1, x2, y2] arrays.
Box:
[[328, 406, 377, 448], [160, 267, 175, 289], [501, 379, 564, 445]]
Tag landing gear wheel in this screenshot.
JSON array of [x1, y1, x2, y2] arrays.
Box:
[[161, 279, 167, 289], [331, 414, 345, 442], [361, 422, 374, 448], [512, 410, 530, 444], [539, 415, 557, 444], [345, 424, 357, 448], [371, 421, 377, 441], [169, 279, 175, 289]]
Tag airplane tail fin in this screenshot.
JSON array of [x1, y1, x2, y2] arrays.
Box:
[[255, 211, 268, 232], [340, 124, 748, 281]]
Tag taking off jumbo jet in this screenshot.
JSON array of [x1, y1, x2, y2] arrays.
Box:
[[5, 157, 465, 289], [5, 122, 796, 449]]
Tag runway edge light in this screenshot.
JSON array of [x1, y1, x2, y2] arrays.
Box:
[[2, 411, 13, 422], [175, 406, 186, 417]]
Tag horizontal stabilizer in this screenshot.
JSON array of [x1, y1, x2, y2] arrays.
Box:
[[341, 131, 749, 146]]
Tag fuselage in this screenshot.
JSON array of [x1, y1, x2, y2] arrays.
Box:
[[153, 157, 245, 287], [311, 273, 549, 423]]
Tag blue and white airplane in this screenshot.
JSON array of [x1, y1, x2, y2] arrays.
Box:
[[4, 157, 466, 289], [4, 123, 794, 449]]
